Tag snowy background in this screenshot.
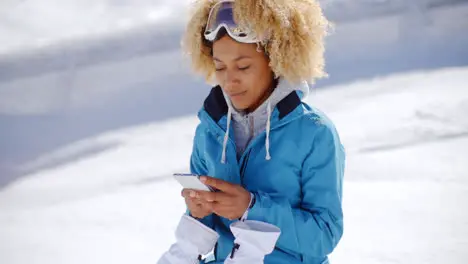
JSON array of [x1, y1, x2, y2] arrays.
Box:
[[1, 0, 468, 263]]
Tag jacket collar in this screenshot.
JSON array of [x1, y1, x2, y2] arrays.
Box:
[[203, 85, 301, 123]]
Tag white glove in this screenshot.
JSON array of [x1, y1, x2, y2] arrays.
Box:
[[158, 214, 219, 264], [224, 220, 281, 264]]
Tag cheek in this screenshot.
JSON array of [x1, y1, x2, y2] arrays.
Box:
[[243, 73, 263, 95], [214, 71, 224, 84], [241, 77, 258, 97]]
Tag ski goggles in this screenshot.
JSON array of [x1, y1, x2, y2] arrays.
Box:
[[204, 0, 264, 44]]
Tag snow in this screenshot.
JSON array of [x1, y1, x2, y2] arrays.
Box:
[[1, 66, 467, 263], [0, 0, 190, 55], [1, 0, 467, 119]]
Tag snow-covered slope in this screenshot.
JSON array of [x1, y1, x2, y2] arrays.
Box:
[[0, 66, 467, 264], [2, 1, 467, 116], [0, 0, 191, 55]]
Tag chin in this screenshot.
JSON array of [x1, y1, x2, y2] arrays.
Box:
[[231, 102, 249, 111]]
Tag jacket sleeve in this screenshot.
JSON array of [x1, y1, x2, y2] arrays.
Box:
[[185, 124, 215, 229], [247, 124, 345, 258]]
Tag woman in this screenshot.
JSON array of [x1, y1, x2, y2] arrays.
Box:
[[161, 0, 345, 263]]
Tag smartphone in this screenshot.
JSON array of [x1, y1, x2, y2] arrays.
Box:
[[173, 173, 214, 192]]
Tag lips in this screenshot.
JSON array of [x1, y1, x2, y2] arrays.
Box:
[[229, 91, 247, 98]]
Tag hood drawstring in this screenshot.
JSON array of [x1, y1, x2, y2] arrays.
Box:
[[265, 100, 272, 161], [221, 100, 272, 164], [221, 106, 233, 164]]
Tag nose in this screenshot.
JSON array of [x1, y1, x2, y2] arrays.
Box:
[[224, 69, 239, 86]]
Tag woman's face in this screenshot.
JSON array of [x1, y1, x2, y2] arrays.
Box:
[[212, 35, 273, 112]]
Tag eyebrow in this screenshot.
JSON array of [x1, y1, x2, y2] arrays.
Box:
[[213, 55, 252, 62]]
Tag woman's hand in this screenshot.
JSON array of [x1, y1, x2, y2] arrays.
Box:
[[181, 189, 213, 219], [195, 176, 252, 220]]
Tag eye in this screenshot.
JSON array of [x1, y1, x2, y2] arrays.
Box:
[[238, 66, 250, 71], [215, 68, 226, 72]]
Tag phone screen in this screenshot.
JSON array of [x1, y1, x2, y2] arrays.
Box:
[[173, 173, 214, 192]]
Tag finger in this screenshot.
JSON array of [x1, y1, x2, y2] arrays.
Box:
[[192, 202, 213, 217], [212, 203, 237, 220], [188, 202, 201, 213], [194, 198, 214, 207], [197, 190, 231, 203], [190, 197, 203, 205], [196, 190, 216, 202], [201, 201, 214, 211], [187, 195, 213, 209], [181, 189, 197, 199], [181, 189, 190, 198], [185, 194, 201, 204], [184, 197, 196, 209], [212, 202, 235, 213], [181, 188, 191, 197], [191, 206, 204, 218], [200, 176, 235, 193]]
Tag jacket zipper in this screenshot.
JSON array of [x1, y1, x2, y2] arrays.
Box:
[[239, 148, 252, 183], [239, 115, 254, 184], [249, 115, 254, 138]]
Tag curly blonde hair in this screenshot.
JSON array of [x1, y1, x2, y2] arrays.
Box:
[[181, 0, 331, 85]]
